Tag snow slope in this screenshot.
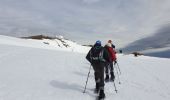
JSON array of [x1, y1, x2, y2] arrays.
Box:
[[0, 35, 90, 53], [0, 35, 170, 100]]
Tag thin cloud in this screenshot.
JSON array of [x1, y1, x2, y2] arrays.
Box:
[[83, 0, 102, 4], [0, 0, 170, 46]]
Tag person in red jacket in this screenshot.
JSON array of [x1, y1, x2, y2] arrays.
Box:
[[104, 43, 117, 81]]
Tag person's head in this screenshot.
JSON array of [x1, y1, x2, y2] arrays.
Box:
[[108, 40, 112, 43], [95, 40, 101, 46]]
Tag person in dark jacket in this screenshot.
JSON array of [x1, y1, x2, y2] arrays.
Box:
[[104, 43, 117, 82], [86, 40, 110, 99]]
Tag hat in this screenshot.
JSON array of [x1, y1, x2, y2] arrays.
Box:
[[108, 40, 112, 43], [106, 43, 111, 47], [95, 40, 101, 46]]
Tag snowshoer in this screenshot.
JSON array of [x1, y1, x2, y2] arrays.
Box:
[[108, 40, 117, 65], [104, 42, 117, 82], [86, 40, 110, 99]]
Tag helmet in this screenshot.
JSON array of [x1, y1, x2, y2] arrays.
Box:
[[95, 40, 101, 46]]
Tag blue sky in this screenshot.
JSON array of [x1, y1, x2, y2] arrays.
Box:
[[0, 0, 170, 47]]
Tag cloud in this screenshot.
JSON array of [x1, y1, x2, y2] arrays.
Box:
[[83, 0, 102, 4], [0, 0, 170, 46]]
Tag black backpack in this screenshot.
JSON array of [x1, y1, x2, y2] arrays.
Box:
[[90, 46, 105, 63]]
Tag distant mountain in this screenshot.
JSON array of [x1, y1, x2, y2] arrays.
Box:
[[0, 35, 90, 53], [122, 24, 170, 58], [144, 49, 170, 58], [21, 35, 55, 40]]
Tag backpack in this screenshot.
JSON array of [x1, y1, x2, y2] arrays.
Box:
[[90, 46, 105, 63]]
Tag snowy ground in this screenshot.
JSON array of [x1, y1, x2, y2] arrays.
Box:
[[0, 35, 170, 100]]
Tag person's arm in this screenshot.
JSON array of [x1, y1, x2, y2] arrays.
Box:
[[112, 44, 115, 48], [86, 48, 92, 63]]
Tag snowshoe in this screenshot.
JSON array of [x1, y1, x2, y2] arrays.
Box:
[[96, 97, 105, 100], [98, 90, 105, 100]]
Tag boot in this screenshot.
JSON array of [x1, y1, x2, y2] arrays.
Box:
[[94, 83, 99, 93], [110, 72, 115, 81], [99, 89, 105, 99], [105, 75, 109, 82]]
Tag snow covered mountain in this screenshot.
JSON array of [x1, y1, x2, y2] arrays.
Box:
[[122, 25, 170, 58], [0, 35, 90, 53], [0, 35, 170, 100]]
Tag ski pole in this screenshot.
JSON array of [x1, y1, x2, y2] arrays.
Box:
[[113, 80, 118, 93], [116, 62, 121, 75], [83, 65, 92, 93], [114, 64, 121, 84]]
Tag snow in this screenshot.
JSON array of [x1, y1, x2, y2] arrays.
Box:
[[0, 35, 170, 100], [0, 35, 90, 53]]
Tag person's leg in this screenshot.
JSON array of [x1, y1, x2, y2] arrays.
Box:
[[105, 63, 109, 81], [110, 62, 115, 81], [93, 64, 100, 93], [98, 63, 105, 99], [94, 71, 100, 93]]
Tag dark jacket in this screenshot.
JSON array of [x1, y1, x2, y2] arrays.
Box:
[[86, 45, 110, 64]]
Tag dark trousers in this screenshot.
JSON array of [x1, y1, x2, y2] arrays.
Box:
[[105, 62, 114, 75], [92, 63, 105, 90]]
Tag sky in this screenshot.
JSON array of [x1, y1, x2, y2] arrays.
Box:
[[0, 0, 170, 47]]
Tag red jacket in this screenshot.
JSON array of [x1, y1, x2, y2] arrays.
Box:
[[107, 47, 116, 62]]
